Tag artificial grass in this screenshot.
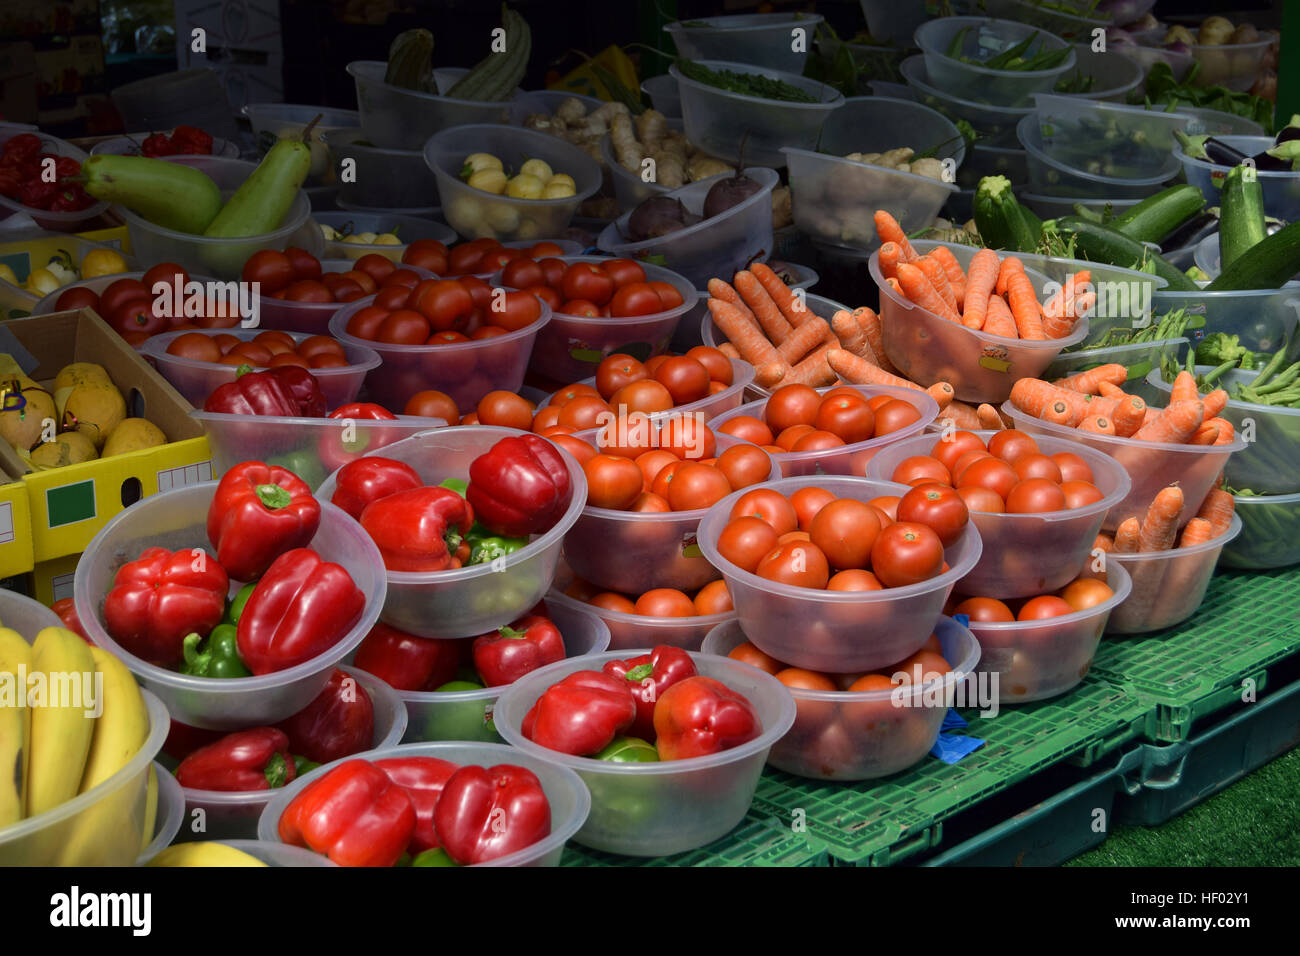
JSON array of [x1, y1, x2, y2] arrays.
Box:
[[1067, 746, 1300, 866]]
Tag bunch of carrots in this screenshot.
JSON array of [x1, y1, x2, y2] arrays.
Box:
[[876, 209, 1089, 341], [1009, 366, 1235, 445]]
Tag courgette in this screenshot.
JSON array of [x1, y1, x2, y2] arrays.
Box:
[[81, 155, 223, 234], [1206, 220, 1300, 291], [384, 29, 435, 92], [1218, 164, 1266, 270], [446, 5, 530, 102], [1054, 216, 1200, 291], [1110, 184, 1205, 245], [972, 175, 1040, 253]]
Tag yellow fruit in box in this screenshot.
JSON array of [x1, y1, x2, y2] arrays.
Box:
[[79, 249, 128, 278], [463, 152, 503, 175], [102, 418, 166, 457], [506, 174, 544, 199], [468, 168, 508, 195], [0, 264, 17, 286], [373, 233, 401, 245], [24, 268, 61, 296], [0, 383, 56, 451], [519, 158, 553, 182], [63, 382, 126, 450], [543, 182, 576, 199], [54, 362, 111, 393], [30, 432, 98, 469]]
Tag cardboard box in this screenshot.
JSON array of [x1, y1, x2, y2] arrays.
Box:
[[0, 308, 212, 563], [0, 463, 34, 579], [0, 231, 132, 320], [30, 552, 78, 606]]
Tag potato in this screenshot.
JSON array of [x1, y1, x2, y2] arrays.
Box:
[[1198, 15, 1234, 45]]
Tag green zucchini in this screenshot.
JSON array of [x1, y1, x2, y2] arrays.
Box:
[[384, 29, 435, 92], [1207, 220, 1300, 291], [1218, 165, 1266, 270], [973, 175, 1040, 252], [1054, 216, 1200, 291], [81, 155, 222, 234], [446, 5, 530, 102], [1110, 184, 1205, 245]]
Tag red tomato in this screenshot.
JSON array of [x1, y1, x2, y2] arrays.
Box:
[[584, 454, 645, 510], [599, 258, 646, 287], [685, 345, 732, 384], [715, 444, 771, 490], [957, 486, 1005, 513], [562, 262, 614, 305], [401, 239, 449, 274], [870, 522, 945, 588], [427, 331, 469, 344], [551, 434, 596, 467], [610, 380, 673, 415], [988, 430, 1040, 464], [649, 281, 685, 310], [764, 384, 821, 433], [282, 248, 322, 281], [810, 499, 881, 570], [869, 495, 901, 522], [529, 242, 565, 258], [1060, 480, 1103, 510], [253, 329, 296, 352], [142, 262, 190, 296], [775, 424, 815, 451], [479, 248, 521, 272], [1051, 452, 1094, 483], [490, 290, 542, 332], [728, 642, 783, 675], [756, 541, 830, 589], [376, 309, 431, 345], [791, 430, 845, 453], [383, 269, 423, 290], [891, 455, 951, 487], [1005, 478, 1067, 514], [476, 391, 533, 430], [536, 256, 567, 287], [890, 650, 952, 685], [345, 305, 390, 340], [375, 285, 411, 310], [610, 282, 664, 317], [951, 448, 995, 482], [929, 430, 988, 475], [166, 332, 222, 363], [693, 579, 733, 615], [226, 341, 273, 367], [556, 396, 611, 431], [633, 450, 678, 487], [588, 592, 637, 614], [729, 488, 798, 535], [269, 352, 310, 368], [896, 483, 969, 546], [55, 286, 101, 312], [1017, 596, 1075, 620], [717, 415, 773, 446], [525, 284, 562, 310], [790, 486, 835, 531], [666, 462, 732, 511], [814, 394, 875, 444], [458, 275, 493, 311], [98, 278, 150, 318], [322, 274, 364, 302], [871, 399, 921, 436], [1059, 578, 1114, 611], [595, 353, 647, 400], [308, 354, 348, 369], [354, 254, 396, 284], [549, 382, 602, 407], [634, 589, 695, 618], [826, 569, 884, 591], [652, 356, 710, 405], [957, 457, 1019, 500], [953, 596, 1015, 622], [775, 668, 837, 691], [414, 279, 473, 331], [283, 280, 333, 303], [1013, 453, 1063, 483], [501, 258, 544, 290], [242, 250, 294, 294], [649, 460, 685, 501]]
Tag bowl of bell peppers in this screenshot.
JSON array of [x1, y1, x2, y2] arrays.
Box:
[[257, 741, 591, 866], [494, 649, 796, 857]]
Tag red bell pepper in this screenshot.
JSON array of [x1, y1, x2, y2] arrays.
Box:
[[236, 548, 365, 674], [163, 719, 224, 761], [204, 366, 327, 418], [374, 756, 458, 854], [434, 764, 551, 865], [102, 546, 230, 667], [175, 727, 296, 792], [522, 670, 636, 756], [330, 456, 423, 521], [352, 622, 464, 691], [206, 461, 321, 582], [319, 403, 400, 473], [51, 597, 89, 643], [602, 645, 698, 742], [653, 676, 762, 761], [278, 759, 415, 867], [277, 668, 375, 764], [360, 486, 474, 573], [466, 435, 573, 537], [472, 613, 565, 688]]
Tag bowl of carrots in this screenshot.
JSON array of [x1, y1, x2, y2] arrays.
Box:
[[869, 227, 1089, 404]]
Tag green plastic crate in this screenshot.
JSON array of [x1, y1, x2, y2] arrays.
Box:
[[560, 814, 828, 867]]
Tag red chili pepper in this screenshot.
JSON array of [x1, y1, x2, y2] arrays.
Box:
[[602, 645, 698, 741], [434, 763, 551, 865], [204, 366, 327, 418], [472, 613, 565, 688], [466, 435, 573, 537], [51, 597, 90, 643], [653, 676, 762, 761], [236, 548, 366, 675], [319, 402, 400, 473], [374, 756, 458, 853], [53, 155, 81, 180], [3, 133, 42, 162], [206, 461, 321, 581], [522, 670, 636, 756], [352, 622, 464, 691], [50, 187, 91, 212], [329, 456, 422, 521], [175, 727, 296, 792], [0, 168, 20, 199], [278, 759, 415, 867], [360, 486, 473, 573], [170, 125, 214, 152], [140, 132, 175, 157], [277, 668, 375, 763], [102, 546, 230, 667], [18, 179, 58, 210]]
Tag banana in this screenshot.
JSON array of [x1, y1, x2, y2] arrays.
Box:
[[146, 842, 268, 867], [25, 627, 96, 817], [78, 646, 148, 794], [140, 766, 158, 852], [0, 626, 33, 826]]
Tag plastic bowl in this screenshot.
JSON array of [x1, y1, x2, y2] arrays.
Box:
[[0, 690, 168, 865], [958, 142, 1029, 190], [1133, 30, 1278, 93], [1177, 135, 1300, 223], [703, 614, 981, 780], [257, 741, 589, 866], [1053, 44, 1145, 103], [665, 13, 824, 74], [916, 17, 1076, 108], [336, 199, 442, 219], [242, 102, 360, 183], [859, 0, 932, 46], [424, 124, 602, 242], [255, 259, 437, 334], [0, 587, 61, 632], [820, 37, 909, 93], [1001, 401, 1247, 532], [0, 129, 109, 231], [495, 650, 794, 856], [315, 211, 457, 261], [1220, 492, 1300, 570], [323, 127, 440, 209], [30, 269, 197, 319], [1150, 286, 1300, 358], [1016, 190, 1141, 220], [670, 59, 844, 169], [1045, 338, 1189, 404], [900, 56, 1033, 146], [1018, 114, 1177, 199], [641, 74, 681, 118], [508, 90, 604, 126], [347, 60, 513, 150], [709, 384, 939, 478], [151, 839, 339, 866], [315, 426, 586, 639], [172, 666, 407, 841], [1105, 513, 1242, 634], [1175, 106, 1266, 137], [596, 167, 779, 288], [698, 475, 983, 672], [140, 327, 381, 410], [329, 293, 550, 412], [394, 600, 610, 743], [600, 121, 686, 214], [867, 430, 1132, 598], [965, 562, 1131, 704], [984, 0, 1110, 42], [1193, 233, 1221, 279], [134, 761, 185, 865], [1032, 94, 1191, 181], [73, 483, 386, 729], [91, 133, 241, 159], [871, 240, 1088, 403], [117, 156, 319, 280]]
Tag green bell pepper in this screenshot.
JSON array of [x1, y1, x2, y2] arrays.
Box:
[[224, 582, 256, 625], [468, 534, 528, 565], [596, 736, 660, 763], [267, 450, 327, 490], [292, 754, 321, 777], [179, 624, 251, 678], [439, 478, 469, 497], [411, 848, 459, 866]]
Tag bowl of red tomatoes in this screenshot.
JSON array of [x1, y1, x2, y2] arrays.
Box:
[[400, 236, 583, 278], [697, 475, 983, 673], [867, 428, 1131, 599], [710, 383, 939, 478], [703, 614, 980, 780], [0, 129, 107, 231]]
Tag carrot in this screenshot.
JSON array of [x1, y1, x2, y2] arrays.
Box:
[[717, 342, 741, 360], [1178, 518, 1214, 547], [1139, 486, 1184, 552], [873, 210, 917, 260], [1110, 395, 1147, 438], [1201, 389, 1228, 421], [886, 277, 902, 296], [1006, 268, 1048, 340], [1069, 290, 1096, 322], [977, 403, 1006, 430], [1195, 488, 1234, 537], [1044, 400, 1076, 426], [784, 344, 837, 387], [1054, 364, 1127, 395], [1190, 421, 1219, 445], [982, 290, 1019, 339], [755, 362, 788, 389], [1170, 370, 1198, 404], [777, 316, 831, 365], [1094, 532, 1115, 553], [1009, 378, 1091, 425], [733, 270, 793, 344], [995, 256, 1024, 297], [1097, 380, 1126, 398], [1117, 487, 1183, 630], [1209, 417, 1235, 444], [826, 348, 921, 390], [708, 298, 780, 366], [1079, 414, 1116, 434], [962, 248, 1000, 330], [916, 254, 959, 317], [928, 245, 967, 305], [878, 242, 904, 281], [1113, 518, 1140, 552], [707, 278, 755, 324], [830, 310, 876, 361], [1133, 400, 1204, 444], [1041, 272, 1083, 338], [926, 381, 954, 410], [897, 262, 960, 323], [937, 400, 982, 429], [751, 262, 828, 339], [854, 306, 900, 376]]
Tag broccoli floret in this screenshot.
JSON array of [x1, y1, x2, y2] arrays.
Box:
[[1195, 332, 1257, 369]]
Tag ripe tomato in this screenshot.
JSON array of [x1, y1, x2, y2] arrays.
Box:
[[715, 444, 771, 490], [728, 641, 782, 674], [446, 241, 492, 275], [1005, 478, 1067, 514], [383, 268, 423, 290], [693, 579, 733, 615], [953, 596, 1014, 622], [1013, 453, 1063, 483], [562, 262, 614, 305], [528, 242, 564, 258], [242, 249, 294, 293], [226, 341, 273, 366], [458, 275, 492, 311], [531, 406, 562, 432], [375, 285, 411, 310], [550, 382, 601, 407], [652, 356, 710, 405], [142, 262, 190, 300], [1051, 452, 1094, 483], [871, 399, 921, 436], [1060, 577, 1114, 611], [480, 248, 521, 272], [685, 345, 732, 384], [1017, 596, 1074, 620], [775, 668, 837, 691], [890, 455, 951, 487], [1060, 479, 1103, 510], [339, 269, 378, 296], [595, 353, 646, 399], [376, 309, 431, 345], [253, 329, 296, 352], [870, 522, 944, 588], [929, 430, 988, 475], [403, 390, 459, 424], [550, 434, 596, 467], [717, 516, 782, 574], [610, 380, 673, 415], [584, 454, 644, 510], [957, 457, 1019, 500], [557, 395, 611, 431], [890, 650, 951, 685], [661, 417, 716, 462], [414, 279, 473, 331], [648, 281, 684, 310], [897, 483, 969, 546], [988, 430, 1039, 464], [610, 282, 665, 317], [166, 332, 222, 363], [269, 353, 309, 368], [308, 354, 348, 369], [322, 274, 364, 302], [283, 280, 333, 303], [848, 673, 895, 692], [730, 488, 798, 535], [296, 335, 345, 360], [595, 411, 657, 458], [957, 486, 1005, 513], [826, 569, 884, 591], [634, 588, 695, 617], [98, 277, 150, 318], [764, 384, 821, 433], [790, 486, 835, 531], [666, 462, 732, 511], [588, 591, 636, 614], [536, 256, 567, 287], [756, 540, 830, 589], [428, 330, 470, 345], [55, 286, 100, 311], [866, 394, 895, 412], [775, 424, 815, 451], [791, 430, 845, 453], [814, 393, 875, 444], [524, 284, 561, 310], [868, 495, 900, 522], [950, 448, 995, 482], [476, 391, 533, 430], [599, 258, 646, 287], [401, 239, 449, 274], [559, 299, 600, 317], [628, 491, 670, 513], [650, 460, 685, 500], [501, 258, 543, 290], [634, 450, 678, 488], [487, 289, 541, 332], [810, 499, 881, 570], [717, 415, 773, 446]]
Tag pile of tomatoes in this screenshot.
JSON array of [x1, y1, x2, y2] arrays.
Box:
[[499, 257, 685, 319], [243, 249, 427, 305], [52, 263, 238, 344], [728, 633, 952, 693], [951, 575, 1116, 623], [400, 238, 570, 277], [0, 133, 93, 212], [165, 329, 351, 370], [565, 578, 734, 619], [716, 384, 922, 456], [342, 274, 543, 348]]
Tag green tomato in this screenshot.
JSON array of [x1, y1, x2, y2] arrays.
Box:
[[422, 681, 500, 742], [411, 848, 459, 867], [595, 736, 660, 763], [437, 680, 484, 692]]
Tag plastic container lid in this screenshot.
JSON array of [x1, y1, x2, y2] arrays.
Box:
[[665, 13, 825, 74]]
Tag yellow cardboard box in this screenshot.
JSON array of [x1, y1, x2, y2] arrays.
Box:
[[30, 552, 79, 606], [0, 466, 34, 579], [0, 231, 132, 319]]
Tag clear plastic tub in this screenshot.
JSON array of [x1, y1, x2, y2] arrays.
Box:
[[117, 156, 319, 280], [0, 690, 167, 865], [0, 588, 61, 632], [966, 562, 1131, 704], [91, 134, 241, 159], [1033, 94, 1192, 180], [256, 259, 437, 334], [1015, 190, 1141, 220], [1018, 114, 1177, 199], [257, 741, 590, 866], [1054, 44, 1144, 103], [984, 0, 1110, 42], [394, 600, 610, 744], [916, 18, 1076, 108], [958, 142, 1029, 190], [0, 129, 109, 231], [665, 13, 824, 74], [600, 122, 685, 214], [867, 430, 1132, 598], [424, 125, 602, 242], [1150, 286, 1300, 357], [1177, 135, 1300, 223], [596, 167, 779, 288], [110, 68, 240, 141], [703, 614, 981, 780], [1121, 41, 1194, 86], [709, 384, 939, 478], [173, 666, 407, 841], [323, 128, 440, 209], [1176, 106, 1266, 137], [1105, 513, 1242, 633], [139, 328, 381, 411], [670, 60, 844, 168], [641, 74, 681, 118], [241, 103, 360, 184], [347, 60, 513, 151], [508, 90, 604, 126], [73, 483, 386, 729], [329, 293, 550, 411], [1001, 401, 1247, 532], [698, 475, 983, 673], [871, 241, 1088, 403], [821, 38, 909, 93], [495, 650, 794, 856], [900, 55, 1034, 146], [1133, 30, 1278, 93], [316, 211, 457, 263], [135, 761, 184, 865], [336, 199, 442, 219], [315, 426, 587, 640], [859, 0, 931, 46], [190, 412, 447, 491], [1219, 492, 1300, 570]]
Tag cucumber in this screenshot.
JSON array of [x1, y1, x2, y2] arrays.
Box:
[[1054, 216, 1200, 291], [1207, 220, 1300, 291], [1110, 184, 1205, 245], [204, 131, 313, 238], [1218, 165, 1266, 270], [81, 155, 223, 234]]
